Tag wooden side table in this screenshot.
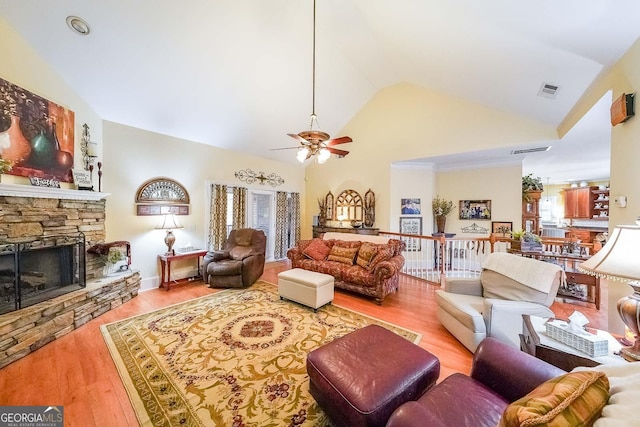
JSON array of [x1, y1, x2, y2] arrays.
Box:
[[158, 249, 208, 291], [520, 315, 627, 371]]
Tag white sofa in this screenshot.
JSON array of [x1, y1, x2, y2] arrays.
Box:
[[436, 252, 564, 352]]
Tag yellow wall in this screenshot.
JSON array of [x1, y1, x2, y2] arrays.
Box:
[[436, 164, 522, 236], [559, 37, 640, 333], [389, 164, 436, 233], [103, 122, 304, 289], [305, 82, 554, 238]]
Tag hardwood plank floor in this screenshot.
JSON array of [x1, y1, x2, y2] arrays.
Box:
[[0, 261, 607, 426]]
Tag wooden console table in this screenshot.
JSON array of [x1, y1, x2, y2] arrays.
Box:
[[508, 249, 600, 309], [312, 226, 379, 238], [158, 249, 208, 291]]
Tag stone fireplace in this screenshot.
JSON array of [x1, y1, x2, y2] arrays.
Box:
[[0, 234, 86, 315], [0, 184, 141, 368]]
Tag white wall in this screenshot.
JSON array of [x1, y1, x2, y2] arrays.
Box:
[[0, 16, 102, 183]]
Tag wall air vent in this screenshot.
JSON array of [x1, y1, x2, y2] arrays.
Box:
[[538, 83, 559, 99], [511, 146, 551, 155]]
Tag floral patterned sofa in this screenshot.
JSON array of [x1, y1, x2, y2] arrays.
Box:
[[286, 232, 405, 305]]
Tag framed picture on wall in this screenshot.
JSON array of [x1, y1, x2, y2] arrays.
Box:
[[399, 216, 422, 251], [401, 198, 421, 215], [459, 200, 491, 220], [491, 221, 513, 236]]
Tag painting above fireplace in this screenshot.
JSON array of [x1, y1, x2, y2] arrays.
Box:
[[0, 77, 75, 183]]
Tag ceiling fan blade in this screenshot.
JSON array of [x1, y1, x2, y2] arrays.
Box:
[[287, 133, 310, 145], [327, 147, 349, 157], [270, 146, 301, 151], [325, 136, 352, 146]]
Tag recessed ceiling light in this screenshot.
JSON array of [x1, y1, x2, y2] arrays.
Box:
[[66, 16, 90, 35]]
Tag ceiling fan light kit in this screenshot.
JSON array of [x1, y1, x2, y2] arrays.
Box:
[[276, 0, 353, 164]]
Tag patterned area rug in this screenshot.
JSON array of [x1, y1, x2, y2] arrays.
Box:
[[101, 281, 421, 427]]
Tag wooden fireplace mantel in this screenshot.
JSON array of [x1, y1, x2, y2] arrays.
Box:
[[0, 182, 109, 201]]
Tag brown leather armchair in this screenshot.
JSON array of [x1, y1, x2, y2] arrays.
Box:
[[202, 228, 266, 288]]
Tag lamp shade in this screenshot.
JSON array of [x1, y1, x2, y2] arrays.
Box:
[[579, 225, 640, 282], [317, 147, 330, 164], [297, 147, 309, 163], [155, 214, 183, 230]]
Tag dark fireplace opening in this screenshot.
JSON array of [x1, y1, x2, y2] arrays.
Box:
[[0, 234, 86, 315]]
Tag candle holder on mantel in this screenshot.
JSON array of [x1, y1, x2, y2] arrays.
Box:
[[97, 162, 103, 192]]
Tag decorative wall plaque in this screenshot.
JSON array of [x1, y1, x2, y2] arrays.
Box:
[[234, 169, 284, 187], [135, 177, 190, 215]]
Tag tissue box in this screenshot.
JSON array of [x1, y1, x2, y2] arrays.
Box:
[[545, 321, 608, 357]]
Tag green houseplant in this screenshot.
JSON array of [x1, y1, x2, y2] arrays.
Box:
[[522, 174, 543, 202], [511, 229, 542, 252], [432, 196, 455, 234]]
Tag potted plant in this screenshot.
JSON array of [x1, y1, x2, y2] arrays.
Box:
[[432, 196, 455, 234], [522, 174, 543, 202], [511, 229, 543, 252]]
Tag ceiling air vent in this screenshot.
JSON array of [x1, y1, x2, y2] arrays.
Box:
[[511, 146, 551, 155], [538, 83, 559, 99]]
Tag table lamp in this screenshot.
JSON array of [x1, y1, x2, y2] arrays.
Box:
[[579, 225, 640, 361], [155, 214, 183, 255]]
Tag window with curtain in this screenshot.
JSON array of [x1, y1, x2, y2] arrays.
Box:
[[208, 183, 299, 260]]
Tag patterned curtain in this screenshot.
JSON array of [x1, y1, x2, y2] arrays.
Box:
[[289, 192, 301, 249], [232, 187, 247, 229], [274, 192, 300, 259], [274, 191, 288, 259], [208, 183, 228, 250]]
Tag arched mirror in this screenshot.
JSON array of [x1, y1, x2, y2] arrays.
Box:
[[335, 189, 363, 222]]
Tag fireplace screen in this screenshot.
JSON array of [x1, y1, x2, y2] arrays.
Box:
[[0, 234, 85, 315]]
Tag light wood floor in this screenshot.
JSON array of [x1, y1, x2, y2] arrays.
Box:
[[0, 261, 607, 427]]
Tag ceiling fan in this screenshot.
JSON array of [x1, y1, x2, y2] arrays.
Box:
[[272, 0, 353, 164]]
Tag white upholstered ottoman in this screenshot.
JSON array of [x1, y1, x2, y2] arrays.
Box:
[[278, 268, 334, 311]]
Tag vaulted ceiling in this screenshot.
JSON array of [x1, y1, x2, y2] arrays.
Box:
[[2, 1, 640, 182]]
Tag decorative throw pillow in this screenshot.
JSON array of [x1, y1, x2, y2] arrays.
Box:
[[303, 238, 331, 261], [327, 245, 359, 265], [356, 242, 379, 269], [499, 371, 609, 427], [327, 240, 362, 250], [367, 246, 394, 271]]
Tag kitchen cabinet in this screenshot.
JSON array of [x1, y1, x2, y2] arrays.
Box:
[[565, 229, 592, 243], [563, 187, 595, 219]]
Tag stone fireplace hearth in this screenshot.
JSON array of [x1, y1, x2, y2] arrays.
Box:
[[0, 184, 141, 368]]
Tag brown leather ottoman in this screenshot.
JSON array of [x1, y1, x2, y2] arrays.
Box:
[[306, 324, 440, 427]]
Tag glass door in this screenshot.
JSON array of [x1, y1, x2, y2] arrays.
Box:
[[249, 190, 275, 261]]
